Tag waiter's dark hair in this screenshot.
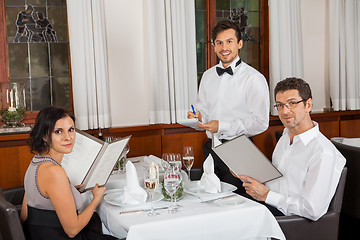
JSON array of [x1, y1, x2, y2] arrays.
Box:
[[29, 106, 75, 154], [211, 20, 242, 44], [274, 77, 312, 104]]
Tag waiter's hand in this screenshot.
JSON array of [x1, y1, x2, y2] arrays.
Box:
[[238, 175, 269, 202], [198, 120, 219, 133], [187, 111, 202, 122]]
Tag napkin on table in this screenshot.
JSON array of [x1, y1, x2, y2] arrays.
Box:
[[122, 161, 147, 205], [200, 154, 221, 193]]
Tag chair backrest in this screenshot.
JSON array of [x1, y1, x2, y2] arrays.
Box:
[[0, 186, 26, 240], [275, 167, 347, 240], [332, 140, 360, 218], [275, 130, 283, 142], [3, 186, 25, 214], [328, 167, 347, 213]]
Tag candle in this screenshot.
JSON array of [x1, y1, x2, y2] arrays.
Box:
[[8, 106, 16, 112], [149, 162, 159, 188], [15, 89, 19, 108], [155, 164, 159, 187], [149, 162, 156, 179], [23, 89, 26, 108], [6, 89, 9, 104], [10, 89, 14, 108]]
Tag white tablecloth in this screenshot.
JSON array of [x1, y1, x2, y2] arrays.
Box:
[[96, 158, 285, 240], [331, 137, 360, 148]]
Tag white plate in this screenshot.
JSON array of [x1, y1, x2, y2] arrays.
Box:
[[104, 191, 163, 207], [214, 195, 245, 207], [183, 181, 237, 197]]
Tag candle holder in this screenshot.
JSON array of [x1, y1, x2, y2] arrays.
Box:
[[0, 82, 26, 128]]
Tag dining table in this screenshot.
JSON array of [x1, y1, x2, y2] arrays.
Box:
[[331, 137, 360, 148], [92, 156, 286, 240]]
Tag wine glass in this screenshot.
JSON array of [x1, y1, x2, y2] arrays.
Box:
[[144, 164, 160, 216], [164, 166, 181, 213], [172, 154, 183, 209], [183, 146, 194, 181]]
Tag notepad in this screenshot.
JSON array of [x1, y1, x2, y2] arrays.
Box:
[[212, 135, 282, 183], [177, 118, 205, 131], [62, 129, 131, 191]]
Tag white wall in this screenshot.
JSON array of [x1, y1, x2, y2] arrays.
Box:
[[104, 0, 149, 127], [103, 0, 329, 127], [300, 0, 329, 112]]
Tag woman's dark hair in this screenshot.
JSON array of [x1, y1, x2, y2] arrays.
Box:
[[29, 106, 75, 154], [274, 77, 312, 104], [211, 20, 242, 44]]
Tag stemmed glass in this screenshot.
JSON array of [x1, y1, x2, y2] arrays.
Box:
[[164, 165, 181, 213], [144, 164, 160, 216], [183, 146, 194, 181], [172, 154, 183, 209]]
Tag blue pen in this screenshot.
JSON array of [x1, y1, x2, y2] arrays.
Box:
[[191, 105, 196, 115]]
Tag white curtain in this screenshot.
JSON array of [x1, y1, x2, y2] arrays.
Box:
[[144, 0, 198, 124], [268, 0, 303, 115], [329, 0, 360, 111], [66, 0, 111, 130]]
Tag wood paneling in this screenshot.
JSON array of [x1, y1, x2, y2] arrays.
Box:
[[0, 145, 33, 189], [127, 135, 162, 158], [340, 119, 360, 138], [162, 131, 208, 168], [253, 125, 284, 160], [317, 120, 340, 139]]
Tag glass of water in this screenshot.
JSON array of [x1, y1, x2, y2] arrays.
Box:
[[164, 166, 181, 213]]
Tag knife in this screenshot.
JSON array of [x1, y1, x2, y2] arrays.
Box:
[[200, 194, 237, 204], [119, 206, 168, 215]]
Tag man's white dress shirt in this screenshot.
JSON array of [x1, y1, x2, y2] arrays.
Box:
[[265, 122, 346, 221], [196, 57, 270, 140]]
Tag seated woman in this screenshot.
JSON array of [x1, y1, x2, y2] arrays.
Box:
[[20, 106, 115, 240]]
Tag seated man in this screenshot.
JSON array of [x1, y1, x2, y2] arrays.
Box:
[[238, 77, 346, 221]]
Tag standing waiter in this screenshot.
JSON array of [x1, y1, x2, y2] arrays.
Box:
[[187, 20, 269, 192]]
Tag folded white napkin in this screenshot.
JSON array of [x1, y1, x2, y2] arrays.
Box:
[[200, 154, 221, 193], [122, 161, 147, 205], [144, 155, 162, 165]]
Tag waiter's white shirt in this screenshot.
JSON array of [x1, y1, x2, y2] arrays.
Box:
[[196, 57, 270, 139], [265, 122, 346, 221]]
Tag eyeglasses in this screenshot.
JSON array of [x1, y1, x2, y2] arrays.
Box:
[[274, 99, 307, 111]]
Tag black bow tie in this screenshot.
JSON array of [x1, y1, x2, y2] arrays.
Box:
[[216, 66, 233, 76], [216, 59, 242, 76]]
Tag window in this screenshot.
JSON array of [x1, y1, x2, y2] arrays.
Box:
[[195, 0, 269, 85], [1, 0, 71, 115]]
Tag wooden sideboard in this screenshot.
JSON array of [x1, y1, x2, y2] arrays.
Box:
[[1, 110, 360, 190]]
